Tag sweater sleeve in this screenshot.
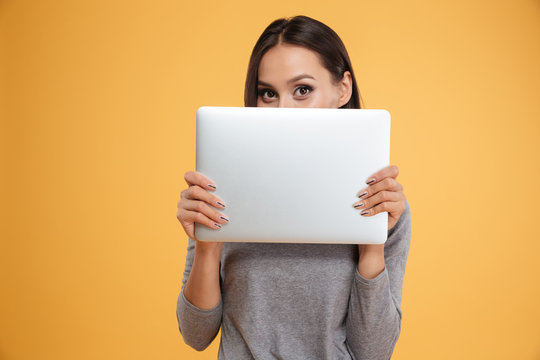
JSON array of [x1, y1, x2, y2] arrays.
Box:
[[176, 237, 223, 351], [345, 199, 412, 360]]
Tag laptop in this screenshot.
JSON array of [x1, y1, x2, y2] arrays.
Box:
[[194, 106, 391, 244]]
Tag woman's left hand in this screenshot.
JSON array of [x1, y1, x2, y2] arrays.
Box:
[[353, 165, 406, 231]]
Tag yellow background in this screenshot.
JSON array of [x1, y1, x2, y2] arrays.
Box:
[[1, 0, 539, 359]]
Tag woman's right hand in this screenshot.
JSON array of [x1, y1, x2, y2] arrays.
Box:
[[176, 171, 229, 253]]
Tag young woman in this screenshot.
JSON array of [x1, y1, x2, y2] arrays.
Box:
[[176, 15, 411, 360]]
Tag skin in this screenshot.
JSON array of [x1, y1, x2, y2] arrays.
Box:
[[177, 43, 407, 309]]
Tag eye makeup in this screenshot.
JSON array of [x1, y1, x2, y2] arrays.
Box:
[[294, 85, 313, 97], [257, 85, 314, 100]]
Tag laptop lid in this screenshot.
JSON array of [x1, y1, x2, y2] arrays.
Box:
[[194, 106, 390, 244]]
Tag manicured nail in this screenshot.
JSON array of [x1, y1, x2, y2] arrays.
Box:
[[366, 178, 376, 184], [220, 216, 229, 222], [358, 191, 368, 198], [354, 203, 364, 208], [208, 184, 216, 190], [214, 223, 222, 229], [361, 210, 369, 216], [216, 201, 226, 208]]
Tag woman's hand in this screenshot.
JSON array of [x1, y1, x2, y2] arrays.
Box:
[[353, 165, 406, 231], [353, 165, 406, 279], [176, 171, 229, 255], [177, 171, 226, 309]]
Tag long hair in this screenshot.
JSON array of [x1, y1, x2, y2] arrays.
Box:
[[244, 15, 363, 109]]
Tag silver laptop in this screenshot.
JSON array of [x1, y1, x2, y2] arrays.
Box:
[[194, 106, 390, 244]]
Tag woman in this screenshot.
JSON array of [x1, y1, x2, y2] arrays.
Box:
[[176, 15, 411, 360]]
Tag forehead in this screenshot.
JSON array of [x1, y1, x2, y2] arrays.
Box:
[[258, 44, 329, 82]]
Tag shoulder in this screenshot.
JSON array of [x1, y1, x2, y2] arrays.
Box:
[[397, 198, 412, 229], [385, 199, 411, 252]]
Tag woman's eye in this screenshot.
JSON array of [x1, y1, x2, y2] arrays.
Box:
[[258, 89, 276, 99], [295, 86, 312, 97]]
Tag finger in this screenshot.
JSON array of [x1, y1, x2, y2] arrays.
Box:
[[181, 199, 230, 225], [184, 171, 217, 191], [180, 209, 225, 230], [365, 165, 399, 185], [359, 199, 402, 217], [181, 185, 226, 209], [357, 177, 402, 199], [353, 190, 402, 210]]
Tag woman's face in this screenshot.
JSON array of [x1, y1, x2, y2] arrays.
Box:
[[257, 43, 352, 108]]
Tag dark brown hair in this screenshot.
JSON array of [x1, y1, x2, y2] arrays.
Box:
[[244, 15, 363, 109]]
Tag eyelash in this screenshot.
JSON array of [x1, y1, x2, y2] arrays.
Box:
[[257, 85, 314, 100], [295, 85, 313, 97]]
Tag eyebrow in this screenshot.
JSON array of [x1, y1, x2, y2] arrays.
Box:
[[257, 74, 316, 87]]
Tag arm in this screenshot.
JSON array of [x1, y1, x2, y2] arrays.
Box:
[[346, 199, 412, 359], [176, 238, 223, 351]]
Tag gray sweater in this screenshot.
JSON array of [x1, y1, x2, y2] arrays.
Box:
[[177, 199, 411, 359]]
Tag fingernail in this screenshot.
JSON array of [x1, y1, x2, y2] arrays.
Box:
[[358, 191, 368, 198], [217, 201, 226, 208], [361, 210, 369, 216], [366, 178, 376, 184], [214, 223, 222, 229], [353, 203, 364, 208], [220, 216, 229, 222], [208, 184, 216, 190]]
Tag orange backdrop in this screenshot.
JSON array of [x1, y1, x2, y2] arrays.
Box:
[[1, 0, 539, 359]]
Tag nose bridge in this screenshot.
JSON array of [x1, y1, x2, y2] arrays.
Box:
[[278, 95, 293, 108]]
